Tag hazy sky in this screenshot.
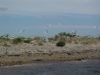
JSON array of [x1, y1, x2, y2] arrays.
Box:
[[0, 0, 100, 15], [0, 0, 100, 36]]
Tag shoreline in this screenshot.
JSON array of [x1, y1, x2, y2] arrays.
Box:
[[0, 43, 100, 67], [1, 59, 100, 69], [0, 49, 100, 67]]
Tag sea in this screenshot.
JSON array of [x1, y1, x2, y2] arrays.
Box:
[[0, 60, 100, 75]]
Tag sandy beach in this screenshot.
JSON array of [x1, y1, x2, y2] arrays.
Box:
[[0, 43, 100, 67]]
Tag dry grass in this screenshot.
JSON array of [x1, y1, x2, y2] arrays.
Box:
[[0, 33, 100, 67], [0, 34, 100, 46]]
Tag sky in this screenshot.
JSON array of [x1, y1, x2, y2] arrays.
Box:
[[0, 0, 100, 37]]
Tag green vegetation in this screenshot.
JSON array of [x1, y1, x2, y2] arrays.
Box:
[[12, 37, 32, 44], [33, 36, 46, 42], [12, 37, 24, 44], [0, 32, 100, 46], [23, 38, 32, 43], [0, 34, 10, 40], [97, 36, 100, 40], [56, 41, 66, 47], [52, 32, 100, 45], [54, 32, 77, 41], [0, 33, 100, 66]]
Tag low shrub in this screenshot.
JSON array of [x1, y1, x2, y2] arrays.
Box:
[[97, 36, 100, 40], [56, 41, 66, 47], [12, 37, 24, 44], [24, 38, 32, 43], [33, 36, 46, 42]]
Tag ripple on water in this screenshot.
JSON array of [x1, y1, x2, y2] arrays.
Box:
[[0, 60, 100, 75]]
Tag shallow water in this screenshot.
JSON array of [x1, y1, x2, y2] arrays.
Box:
[[0, 60, 100, 75]]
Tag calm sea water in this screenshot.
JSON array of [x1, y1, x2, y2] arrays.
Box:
[[0, 14, 100, 37], [0, 60, 100, 75]]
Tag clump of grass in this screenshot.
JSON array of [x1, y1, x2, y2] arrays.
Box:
[[12, 37, 24, 44], [0, 34, 12, 46], [56, 40, 66, 47], [32, 36, 46, 46], [12, 37, 33, 44], [33, 36, 46, 42], [23, 38, 32, 43], [97, 36, 100, 40]]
